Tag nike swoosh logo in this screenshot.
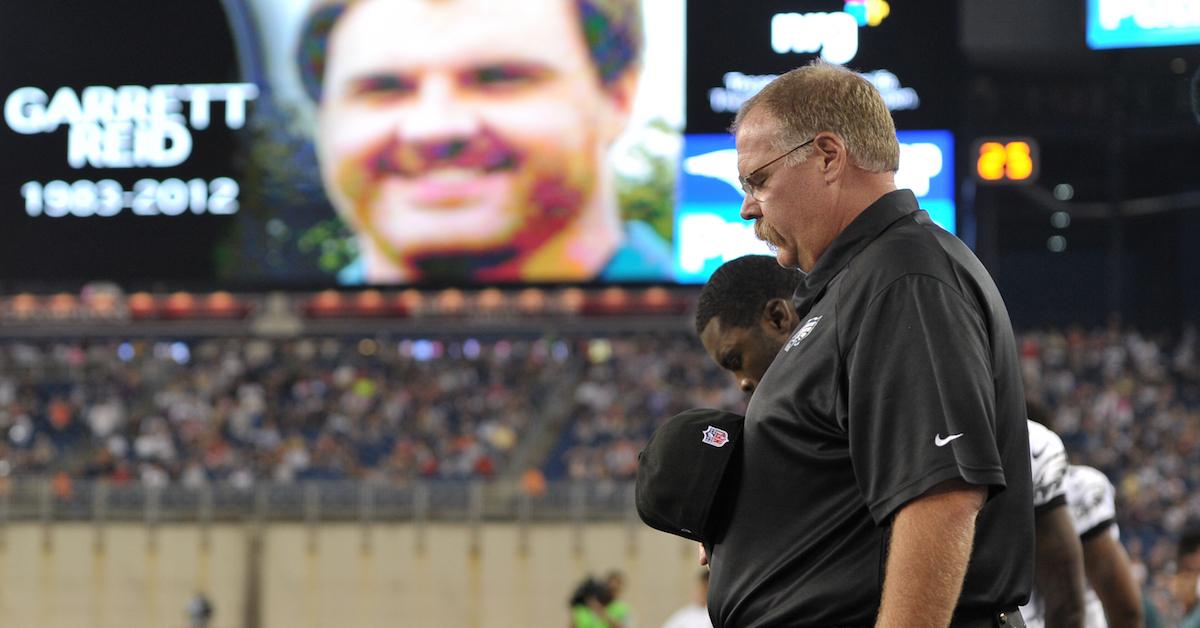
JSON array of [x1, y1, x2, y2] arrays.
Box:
[[1031, 444, 1048, 459], [935, 433, 964, 447]]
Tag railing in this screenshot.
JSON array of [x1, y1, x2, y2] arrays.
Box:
[[0, 477, 638, 525], [0, 478, 646, 556]]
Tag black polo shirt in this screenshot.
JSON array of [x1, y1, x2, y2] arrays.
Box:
[[707, 190, 1033, 627]]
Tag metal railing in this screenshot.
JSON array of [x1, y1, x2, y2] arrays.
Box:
[[0, 477, 638, 525]]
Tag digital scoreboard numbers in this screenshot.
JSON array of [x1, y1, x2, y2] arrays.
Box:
[[973, 137, 1039, 185]]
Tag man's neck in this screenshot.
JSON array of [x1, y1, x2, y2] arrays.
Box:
[[832, 170, 898, 235], [798, 170, 897, 272]]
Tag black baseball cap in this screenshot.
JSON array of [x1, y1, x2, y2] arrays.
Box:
[[636, 408, 744, 544]]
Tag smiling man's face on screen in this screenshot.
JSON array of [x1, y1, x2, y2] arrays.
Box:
[[307, 0, 641, 284]]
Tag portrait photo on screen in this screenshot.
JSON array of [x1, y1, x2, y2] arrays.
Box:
[[229, 0, 684, 286], [0, 0, 684, 288]]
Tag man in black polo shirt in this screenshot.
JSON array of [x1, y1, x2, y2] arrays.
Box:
[[695, 256, 1089, 627], [704, 61, 1034, 627]]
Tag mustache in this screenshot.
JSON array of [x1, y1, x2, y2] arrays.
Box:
[[754, 219, 784, 251], [366, 129, 522, 178]]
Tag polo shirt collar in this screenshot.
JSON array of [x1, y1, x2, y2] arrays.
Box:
[[792, 189, 921, 316]]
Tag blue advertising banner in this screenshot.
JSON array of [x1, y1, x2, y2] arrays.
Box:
[[675, 129, 955, 283], [1087, 0, 1200, 49]]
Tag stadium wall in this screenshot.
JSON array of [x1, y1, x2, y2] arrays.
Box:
[[0, 523, 701, 628]]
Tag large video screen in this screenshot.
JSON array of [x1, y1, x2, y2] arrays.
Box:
[[1087, 0, 1200, 49], [675, 129, 955, 283], [0, 0, 956, 288]]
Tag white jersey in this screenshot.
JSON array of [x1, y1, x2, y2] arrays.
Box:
[[1066, 464, 1120, 628], [1023, 463, 1120, 628], [1028, 420, 1069, 511], [1020, 420, 1070, 627]]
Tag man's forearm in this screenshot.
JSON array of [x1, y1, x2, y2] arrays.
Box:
[[875, 481, 986, 628], [1083, 534, 1144, 628], [1035, 506, 1087, 628]]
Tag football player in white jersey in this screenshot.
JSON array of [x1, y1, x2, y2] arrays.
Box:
[[1021, 420, 1089, 628], [1063, 464, 1144, 628]]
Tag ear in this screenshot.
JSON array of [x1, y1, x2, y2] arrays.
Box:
[[812, 131, 848, 183], [762, 297, 799, 335]]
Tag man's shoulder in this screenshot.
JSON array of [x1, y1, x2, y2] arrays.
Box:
[[1065, 465, 1117, 535], [844, 213, 963, 293], [839, 210, 991, 313], [1028, 421, 1069, 508], [1065, 465, 1113, 492]]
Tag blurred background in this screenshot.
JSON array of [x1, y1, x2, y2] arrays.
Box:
[[0, 0, 1198, 626]]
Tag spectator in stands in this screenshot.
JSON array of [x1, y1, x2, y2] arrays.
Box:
[[0, 321, 1197, 617], [0, 337, 556, 485], [1175, 527, 1200, 628]]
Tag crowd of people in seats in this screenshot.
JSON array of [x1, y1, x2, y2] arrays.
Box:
[[0, 336, 570, 488], [1, 325, 1198, 620], [1017, 326, 1200, 623]]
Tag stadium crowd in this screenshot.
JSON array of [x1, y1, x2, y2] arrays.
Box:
[[554, 333, 745, 481], [1018, 325, 1200, 622], [0, 336, 570, 487], [0, 324, 1198, 619]]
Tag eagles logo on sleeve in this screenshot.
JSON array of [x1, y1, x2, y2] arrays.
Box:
[[1065, 464, 1118, 539]]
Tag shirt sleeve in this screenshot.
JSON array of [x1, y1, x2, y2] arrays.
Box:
[[1066, 466, 1118, 539], [846, 274, 1007, 524], [1028, 420, 1069, 514]]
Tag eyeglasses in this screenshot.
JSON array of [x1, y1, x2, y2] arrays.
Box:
[[738, 138, 814, 200]]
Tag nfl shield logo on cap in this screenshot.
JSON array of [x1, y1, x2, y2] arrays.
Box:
[[636, 409, 744, 544], [702, 426, 729, 447]]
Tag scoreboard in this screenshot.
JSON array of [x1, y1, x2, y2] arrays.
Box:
[[0, 0, 961, 288]]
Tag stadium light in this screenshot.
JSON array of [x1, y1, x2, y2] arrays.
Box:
[[478, 288, 506, 313], [436, 289, 467, 315], [392, 289, 422, 317], [162, 291, 197, 319], [355, 289, 387, 316], [516, 288, 546, 314], [128, 292, 157, 319]]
